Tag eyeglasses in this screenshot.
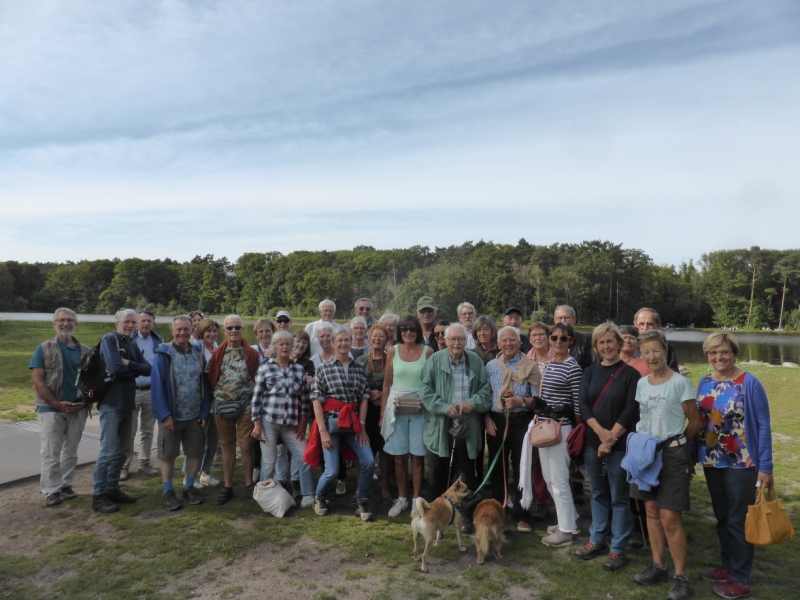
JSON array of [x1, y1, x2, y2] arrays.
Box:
[[224, 325, 243, 331], [418, 308, 435, 314], [447, 336, 467, 343], [530, 332, 547, 338], [399, 327, 417, 333], [550, 335, 572, 342], [276, 318, 290, 323], [55, 318, 76, 324], [708, 350, 732, 358]]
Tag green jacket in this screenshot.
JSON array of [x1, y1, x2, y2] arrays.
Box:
[[420, 349, 492, 459]]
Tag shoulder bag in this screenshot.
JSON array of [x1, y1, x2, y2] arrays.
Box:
[[566, 363, 627, 456]]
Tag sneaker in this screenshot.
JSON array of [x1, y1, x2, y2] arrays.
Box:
[[388, 497, 409, 517], [46, 492, 63, 507], [214, 487, 234, 506], [701, 568, 732, 583], [633, 562, 669, 586], [547, 524, 580, 535], [542, 529, 573, 547], [355, 499, 374, 522], [106, 487, 137, 504], [335, 480, 346, 495], [92, 493, 119, 514], [198, 473, 220, 487], [603, 552, 627, 572], [139, 464, 158, 476], [182, 486, 203, 505], [300, 495, 315, 509], [119, 468, 130, 481], [668, 575, 691, 600], [575, 541, 608, 560], [517, 521, 532, 533], [163, 489, 183, 511], [712, 581, 752, 599], [59, 485, 78, 500], [532, 503, 547, 521], [314, 496, 329, 516]]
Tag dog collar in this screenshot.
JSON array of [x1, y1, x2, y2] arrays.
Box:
[[445, 496, 459, 525]]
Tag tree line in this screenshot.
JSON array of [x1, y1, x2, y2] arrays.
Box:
[[2, 241, 800, 330]]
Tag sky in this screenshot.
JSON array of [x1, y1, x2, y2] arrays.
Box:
[[1, 0, 799, 267]]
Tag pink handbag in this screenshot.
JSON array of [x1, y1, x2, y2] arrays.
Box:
[[529, 415, 562, 448]]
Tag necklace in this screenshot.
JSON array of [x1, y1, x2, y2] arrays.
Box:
[[368, 351, 386, 373]]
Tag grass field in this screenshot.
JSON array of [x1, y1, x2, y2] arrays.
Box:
[[1, 321, 798, 599]]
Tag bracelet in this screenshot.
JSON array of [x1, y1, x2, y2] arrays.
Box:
[[360, 420, 365, 425]]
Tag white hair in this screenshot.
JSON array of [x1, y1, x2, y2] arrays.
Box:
[[115, 308, 137, 323], [53, 307, 77, 322], [349, 316, 367, 328], [332, 326, 352, 342], [444, 323, 468, 339], [271, 330, 294, 348], [172, 314, 192, 326], [378, 312, 399, 326], [498, 326, 521, 341], [224, 314, 243, 326], [319, 299, 336, 311], [457, 302, 476, 316], [316, 323, 334, 338]]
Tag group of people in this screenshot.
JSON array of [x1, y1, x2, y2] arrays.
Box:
[[31, 298, 774, 600]]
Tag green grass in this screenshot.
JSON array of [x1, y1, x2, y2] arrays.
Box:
[[1, 323, 799, 599]]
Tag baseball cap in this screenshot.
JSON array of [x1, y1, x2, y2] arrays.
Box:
[[416, 296, 437, 311]]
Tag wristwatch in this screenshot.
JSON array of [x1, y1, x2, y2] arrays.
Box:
[[521, 398, 528, 408]]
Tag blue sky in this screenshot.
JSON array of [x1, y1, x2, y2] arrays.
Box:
[[1, 0, 798, 266]]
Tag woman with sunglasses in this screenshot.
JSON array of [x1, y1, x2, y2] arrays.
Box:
[[379, 315, 434, 517], [630, 331, 701, 600], [536, 322, 583, 547], [432, 319, 449, 351], [575, 322, 641, 571]]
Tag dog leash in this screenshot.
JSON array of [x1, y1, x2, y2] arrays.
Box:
[[470, 407, 510, 498]]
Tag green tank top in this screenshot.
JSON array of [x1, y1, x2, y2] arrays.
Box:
[[392, 344, 428, 390]]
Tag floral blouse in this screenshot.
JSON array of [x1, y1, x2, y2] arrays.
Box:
[[696, 372, 750, 468]]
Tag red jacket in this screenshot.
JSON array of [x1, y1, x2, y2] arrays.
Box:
[[207, 339, 260, 390]]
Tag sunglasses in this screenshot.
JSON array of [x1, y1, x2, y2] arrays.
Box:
[[434, 331, 446, 337], [418, 308, 435, 314], [357, 307, 372, 312], [224, 325, 243, 331], [550, 335, 572, 342], [400, 327, 418, 333], [276, 318, 290, 323]]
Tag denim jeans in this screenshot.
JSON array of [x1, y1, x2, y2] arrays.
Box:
[[272, 444, 301, 482], [259, 419, 314, 497], [585, 448, 633, 554], [704, 466, 758, 584], [316, 433, 374, 500], [93, 404, 134, 495]]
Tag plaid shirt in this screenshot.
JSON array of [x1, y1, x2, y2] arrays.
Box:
[[449, 354, 469, 406], [312, 357, 370, 416], [251, 359, 311, 426], [486, 353, 536, 414]]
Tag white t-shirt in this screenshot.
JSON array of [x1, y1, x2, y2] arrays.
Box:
[[304, 320, 338, 356], [635, 372, 695, 441]]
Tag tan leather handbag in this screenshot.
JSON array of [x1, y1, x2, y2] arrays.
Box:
[[529, 415, 562, 448]]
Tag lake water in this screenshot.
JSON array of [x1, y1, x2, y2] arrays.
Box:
[[3, 313, 799, 365]]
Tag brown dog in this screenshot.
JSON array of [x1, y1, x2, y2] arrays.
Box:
[[411, 477, 471, 572], [473, 499, 505, 564]]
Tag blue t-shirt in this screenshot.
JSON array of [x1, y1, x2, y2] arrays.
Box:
[[635, 372, 695, 441], [29, 339, 83, 411]]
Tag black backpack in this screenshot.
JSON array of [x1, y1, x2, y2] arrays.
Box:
[[75, 333, 118, 411]]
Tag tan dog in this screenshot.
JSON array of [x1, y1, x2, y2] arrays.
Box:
[[411, 477, 471, 572], [473, 499, 505, 564]]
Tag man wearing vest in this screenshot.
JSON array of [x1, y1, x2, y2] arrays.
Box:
[[120, 309, 163, 480], [29, 308, 91, 507]]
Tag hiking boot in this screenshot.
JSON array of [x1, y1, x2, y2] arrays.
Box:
[[603, 552, 627, 571], [700, 568, 731, 583], [139, 464, 158, 476], [668, 575, 691, 600], [355, 499, 374, 522], [119, 468, 130, 481], [92, 494, 119, 514], [214, 487, 234, 506], [575, 541, 608, 560], [59, 485, 78, 500], [634, 562, 669, 586], [542, 529, 573, 547], [547, 524, 580, 535], [182, 486, 203, 505], [46, 492, 63, 507], [314, 496, 329, 516], [106, 487, 136, 504], [388, 497, 409, 517], [335, 480, 346, 495], [531, 503, 547, 521], [163, 490, 182, 511], [712, 581, 752, 599], [517, 521, 532, 533]]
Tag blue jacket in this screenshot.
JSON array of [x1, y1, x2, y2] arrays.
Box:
[[100, 332, 151, 411], [150, 341, 211, 423], [621, 432, 663, 491]]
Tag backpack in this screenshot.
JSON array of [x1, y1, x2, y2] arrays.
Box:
[[75, 334, 118, 412]]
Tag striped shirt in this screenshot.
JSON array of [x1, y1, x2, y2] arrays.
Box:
[[251, 359, 311, 425], [312, 357, 370, 417], [486, 353, 536, 414], [538, 357, 582, 421], [450, 355, 469, 406]]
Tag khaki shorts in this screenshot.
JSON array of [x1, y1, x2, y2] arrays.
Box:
[[215, 412, 254, 445], [157, 418, 204, 461]]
